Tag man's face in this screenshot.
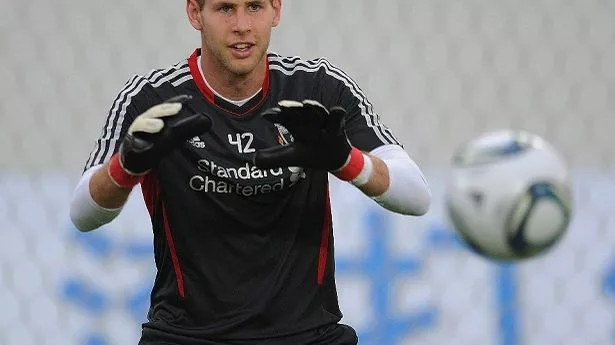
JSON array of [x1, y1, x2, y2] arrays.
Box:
[[189, 0, 281, 77]]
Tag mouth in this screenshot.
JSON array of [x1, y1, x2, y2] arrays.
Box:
[[230, 43, 255, 52], [229, 42, 256, 59]]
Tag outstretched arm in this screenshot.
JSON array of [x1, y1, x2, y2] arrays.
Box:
[[355, 145, 431, 216], [253, 100, 430, 216], [91, 162, 134, 208], [70, 163, 130, 231], [70, 95, 212, 231], [314, 59, 431, 216]]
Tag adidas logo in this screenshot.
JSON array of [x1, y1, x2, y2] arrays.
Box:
[[188, 136, 206, 149]]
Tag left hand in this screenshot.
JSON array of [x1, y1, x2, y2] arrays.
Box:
[[253, 100, 352, 171]]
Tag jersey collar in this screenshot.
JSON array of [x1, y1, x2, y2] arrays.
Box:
[[187, 48, 270, 116]]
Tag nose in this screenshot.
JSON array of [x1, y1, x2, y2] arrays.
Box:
[[233, 9, 252, 33]]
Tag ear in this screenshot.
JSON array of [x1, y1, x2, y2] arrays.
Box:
[[271, 0, 281, 27], [186, 0, 203, 30]]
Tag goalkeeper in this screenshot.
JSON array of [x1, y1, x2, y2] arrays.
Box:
[[69, 0, 431, 344]]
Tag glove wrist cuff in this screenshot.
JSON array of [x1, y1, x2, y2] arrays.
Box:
[[333, 147, 371, 186], [108, 153, 144, 189], [350, 152, 373, 187]]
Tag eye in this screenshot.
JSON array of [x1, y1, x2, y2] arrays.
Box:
[[218, 4, 233, 13], [248, 3, 262, 12]]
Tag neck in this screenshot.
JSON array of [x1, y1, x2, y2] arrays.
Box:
[[200, 55, 266, 101]]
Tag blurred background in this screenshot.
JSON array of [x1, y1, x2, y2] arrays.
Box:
[[1, 0, 614, 344]]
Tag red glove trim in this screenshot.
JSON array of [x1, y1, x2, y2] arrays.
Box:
[[108, 153, 143, 188], [333, 147, 365, 181]]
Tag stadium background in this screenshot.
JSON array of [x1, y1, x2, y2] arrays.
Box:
[[2, 0, 614, 344]]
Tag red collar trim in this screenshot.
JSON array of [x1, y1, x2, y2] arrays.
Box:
[[187, 48, 270, 116]]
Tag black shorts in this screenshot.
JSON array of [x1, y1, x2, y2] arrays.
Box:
[[138, 323, 358, 345]]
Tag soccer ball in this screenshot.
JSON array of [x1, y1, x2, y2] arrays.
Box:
[[445, 129, 573, 261]]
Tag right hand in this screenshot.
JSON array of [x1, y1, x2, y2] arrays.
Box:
[[117, 94, 213, 176]]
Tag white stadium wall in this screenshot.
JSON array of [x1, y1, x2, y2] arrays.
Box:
[[2, 0, 615, 344]]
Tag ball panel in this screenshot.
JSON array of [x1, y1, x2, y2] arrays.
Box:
[[522, 199, 568, 244], [505, 182, 571, 258]]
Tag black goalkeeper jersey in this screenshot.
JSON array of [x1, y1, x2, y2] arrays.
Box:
[[83, 48, 400, 343]]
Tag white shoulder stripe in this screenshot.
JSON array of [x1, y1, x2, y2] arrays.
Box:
[[171, 74, 193, 87], [85, 63, 190, 169], [269, 57, 399, 145]]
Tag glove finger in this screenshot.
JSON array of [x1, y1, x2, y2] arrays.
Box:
[[128, 117, 164, 135], [302, 100, 328, 116], [300, 100, 329, 129], [168, 113, 213, 142], [261, 107, 284, 124], [253, 145, 301, 169], [142, 103, 183, 119], [278, 100, 303, 108], [276, 100, 313, 127], [164, 94, 193, 104], [326, 107, 347, 135], [262, 107, 303, 135]]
